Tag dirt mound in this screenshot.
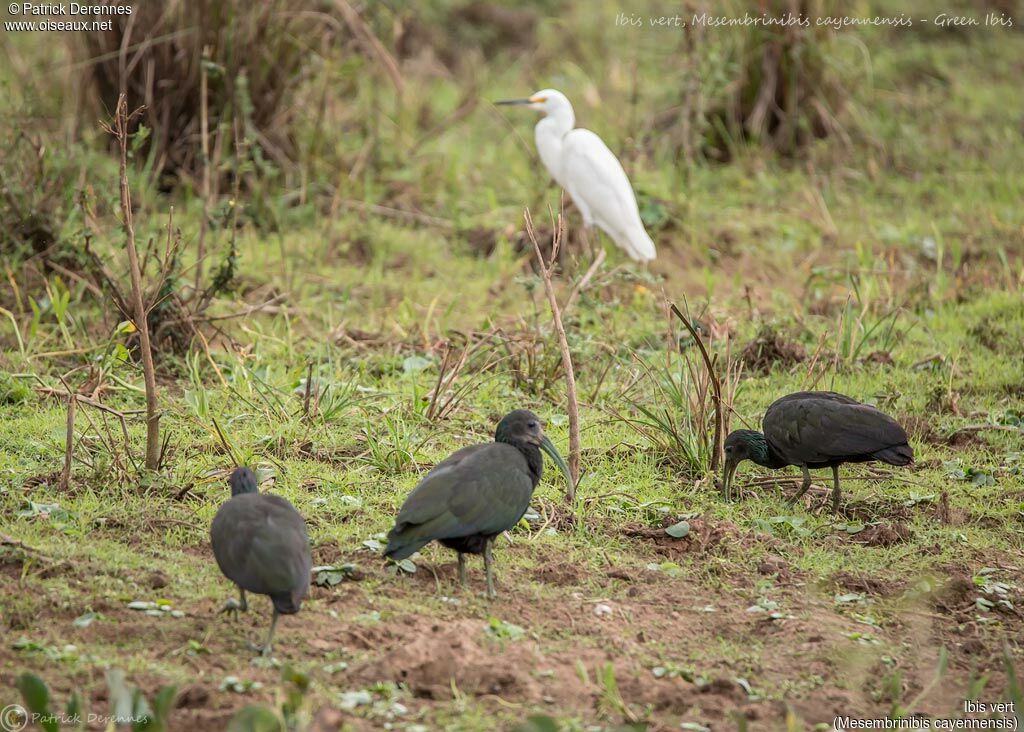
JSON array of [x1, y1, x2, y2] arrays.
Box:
[[535, 561, 585, 586], [840, 498, 911, 523], [862, 350, 895, 366], [930, 573, 976, 620], [831, 571, 903, 596], [352, 618, 547, 701], [621, 517, 736, 557], [848, 522, 912, 547], [740, 325, 806, 374], [461, 226, 500, 258]]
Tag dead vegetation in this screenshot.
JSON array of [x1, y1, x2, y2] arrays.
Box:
[[665, 0, 863, 160], [76, 0, 330, 186], [740, 324, 807, 374]]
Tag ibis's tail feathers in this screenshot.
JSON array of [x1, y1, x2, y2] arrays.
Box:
[[382, 538, 430, 562], [873, 443, 914, 466], [383, 515, 456, 561]]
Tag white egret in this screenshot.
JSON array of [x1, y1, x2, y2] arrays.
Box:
[[497, 89, 656, 262]]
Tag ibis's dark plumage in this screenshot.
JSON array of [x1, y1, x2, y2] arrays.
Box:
[[210, 467, 312, 655], [722, 391, 913, 513], [384, 409, 571, 598]]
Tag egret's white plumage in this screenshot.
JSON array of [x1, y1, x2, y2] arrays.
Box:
[[498, 89, 656, 262]]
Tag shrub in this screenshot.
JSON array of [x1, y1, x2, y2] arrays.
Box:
[[75, 0, 328, 186], [674, 0, 865, 159]]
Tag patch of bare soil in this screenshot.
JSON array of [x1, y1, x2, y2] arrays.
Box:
[[3, 538, 1021, 730], [930, 573, 976, 621], [353, 618, 544, 699], [862, 350, 895, 367], [740, 325, 806, 374], [461, 226, 501, 258], [944, 429, 990, 448], [620, 516, 739, 558], [847, 522, 913, 546], [839, 497, 912, 523], [831, 571, 905, 597]]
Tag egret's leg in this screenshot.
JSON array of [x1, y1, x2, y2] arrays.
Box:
[[580, 226, 594, 262], [457, 553, 467, 588], [483, 539, 496, 600], [831, 465, 842, 515], [788, 466, 814, 506]]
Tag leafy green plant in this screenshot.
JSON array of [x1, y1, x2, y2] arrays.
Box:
[[360, 410, 420, 474], [15, 670, 175, 732], [596, 663, 640, 725], [614, 351, 713, 476], [487, 617, 526, 641], [1005, 644, 1023, 724], [833, 279, 912, 365]]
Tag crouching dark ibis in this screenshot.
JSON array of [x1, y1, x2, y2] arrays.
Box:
[[722, 391, 913, 513], [211, 466, 312, 655], [384, 410, 572, 598]]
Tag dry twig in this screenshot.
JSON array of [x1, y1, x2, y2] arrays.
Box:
[[525, 207, 580, 501], [106, 94, 161, 470]]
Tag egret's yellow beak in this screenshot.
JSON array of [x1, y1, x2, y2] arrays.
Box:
[[495, 95, 546, 106]]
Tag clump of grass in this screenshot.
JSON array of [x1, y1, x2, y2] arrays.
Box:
[[613, 343, 739, 478], [75, 0, 326, 186], [0, 130, 88, 269], [677, 0, 865, 158]]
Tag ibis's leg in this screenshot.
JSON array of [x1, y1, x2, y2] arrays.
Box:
[[260, 609, 280, 657], [219, 588, 248, 619], [457, 553, 467, 588], [831, 465, 842, 515], [483, 539, 496, 600], [788, 466, 813, 505]]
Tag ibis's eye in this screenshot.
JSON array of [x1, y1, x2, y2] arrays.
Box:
[[528, 420, 539, 430]]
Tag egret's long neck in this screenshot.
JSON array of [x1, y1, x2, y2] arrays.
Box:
[[534, 103, 575, 189]]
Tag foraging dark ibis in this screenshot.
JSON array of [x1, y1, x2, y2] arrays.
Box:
[[210, 466, 312, 656], [384, 410, 572, 598], [722, 391, 913, 513]]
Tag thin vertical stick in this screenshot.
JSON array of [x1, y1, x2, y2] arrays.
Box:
[[61, 395, 76, 490], [563, 248, 606, 315], [302, 362, 314, 419], [196, 46, 211, 293], [110, 94, 161, 471], [525, 207, 580, 500]]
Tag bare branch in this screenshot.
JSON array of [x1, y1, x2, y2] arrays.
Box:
[[111, 93, 161, 470], [525, 207, 580, 502]]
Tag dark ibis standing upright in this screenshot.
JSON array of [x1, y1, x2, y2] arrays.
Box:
[[722, 391, 913, 513], [384, 409, 572, 598], [211, 466, 312, 655]]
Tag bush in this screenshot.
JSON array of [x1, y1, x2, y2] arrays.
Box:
[[0, 130, 91, 270], [75, 0, 329, 187], [673, 0, 864, 159]]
